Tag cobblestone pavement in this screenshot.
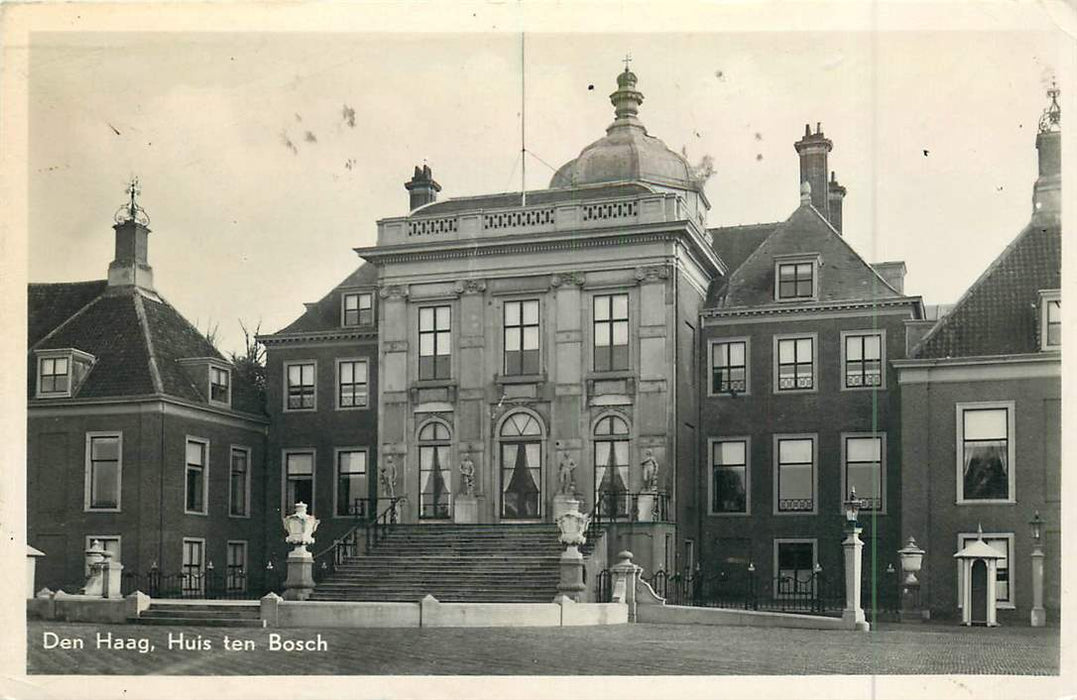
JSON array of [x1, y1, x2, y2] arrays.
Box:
[[27, 620, 1059, 676]]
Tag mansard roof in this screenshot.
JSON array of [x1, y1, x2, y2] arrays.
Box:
[[706, 202, 904, 309], [27, 282, 264, 415], [269, 262, 379, 336], [913, 218, 1061, 359]]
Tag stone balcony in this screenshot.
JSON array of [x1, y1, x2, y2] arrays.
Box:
[[376, 190, 706, 248]]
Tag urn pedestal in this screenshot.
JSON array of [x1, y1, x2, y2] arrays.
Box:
[[454, 495, 479, 524], [283, 550, 315, 601], [636, 493, 656, 522], [553, 494, 581, 520]]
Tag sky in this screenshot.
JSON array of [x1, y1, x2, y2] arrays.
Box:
[[26, 27, 1069, 355]]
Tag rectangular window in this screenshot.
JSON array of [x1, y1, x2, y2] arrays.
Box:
[[229, 447, 250, 517], [185, 438, 208, 514], [83, 536, 121, 575], [86, 433, 121, 511], [335, 449, 368, 517], [844, 435, 883, 511], [209, 366, 230, 404], [958, 404, 1014, 502], [774, 540, 817, 598], [1045, 298, 1061, 348], [503, 299, 540, 376], [343, 292, 374, 327], [777, 262, 814, 300], [776, 336, 814, 391], [776, 437, 814, 513], [182, 538, 205, 596], [957, 533, 1013, 607], [337, 359, 369, 409], [226, 541, 247, 593], [39, 356, 70, 395], [285, 362, 316, 410], [711, 340, 747, 395], [711, 439, 748, 514], [593, 294, 629, 372], [419, 306, 452, 380], [284, 451, 315, 513], [844, 333, 883, 388]]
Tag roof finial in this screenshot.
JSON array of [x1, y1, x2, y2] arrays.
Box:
[[622, 52, 632, 72], [976, 522, 984, 540], [1039, 81, 1061, 133], [114, 176, 150, 226]]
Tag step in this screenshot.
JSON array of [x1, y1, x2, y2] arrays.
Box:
[[133, 617, 265, 628], [140, 609, 261, 620]]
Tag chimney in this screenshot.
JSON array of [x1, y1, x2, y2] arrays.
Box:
[[827, 171, 846, 234], [1033, 84, 1061, 219], [404, 164, 441, 211], [793, 122, 832, 218], [107, 178, 154, 291], [871, 261, 907, 294]]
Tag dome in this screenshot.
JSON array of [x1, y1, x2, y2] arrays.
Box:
[[550, 68, 698, 191]]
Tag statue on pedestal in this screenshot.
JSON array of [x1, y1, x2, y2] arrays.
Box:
[[459, 453, 475, 496], [557, 452, 577, 495], [380, 456, 398, 500], [641, 449, 660, 492]]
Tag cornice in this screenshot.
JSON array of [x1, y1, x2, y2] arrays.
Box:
[[259, 328, 378, 346], [702, 296, 921, 319]]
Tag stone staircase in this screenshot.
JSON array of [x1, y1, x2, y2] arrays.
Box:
[[310, 523, 578, 603], [132, 600, 263, 627]]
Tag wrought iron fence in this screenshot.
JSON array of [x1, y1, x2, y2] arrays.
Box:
[[585, 490, 671, 542], [594, 568, 612, 603], [120, 565, 276, 600]]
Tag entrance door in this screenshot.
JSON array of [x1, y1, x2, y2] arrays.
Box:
[[500, 413, 543, 519], [970, 559, 989, 624], [418, 422, 451, 520]]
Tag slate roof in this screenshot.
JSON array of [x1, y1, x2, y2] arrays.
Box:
[[706, 203, 904, 309], [28, 282, 264, 416], [914, 218, 1061, 359], [270, 263, 379, 336], [412, 183, 654, 217]]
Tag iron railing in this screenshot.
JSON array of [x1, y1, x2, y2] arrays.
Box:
[[120, 565, 277, 600], [585, 490, 671, 542], [365, 496, 406, 550]]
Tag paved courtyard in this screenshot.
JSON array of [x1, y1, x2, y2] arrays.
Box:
[[27, 620, 1058, 676]]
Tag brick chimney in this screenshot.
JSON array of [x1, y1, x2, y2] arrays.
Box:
[[827, 171, 846, 234], [405, 164, 441, 211], [793, 123, 832, 219], [1033, 84, 1060, 220], [871, 261, 907, 294], [108, 178, 154, 292]]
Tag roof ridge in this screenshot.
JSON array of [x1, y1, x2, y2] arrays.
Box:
[[30, 288, 106, 351], [722, 213, 792, 282], [912, 218, 1043, 358], [800, 204, 903, 297], [132, 293, 164, 394]]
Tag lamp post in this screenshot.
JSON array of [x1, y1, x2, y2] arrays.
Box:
[[1029, 511, 1046, 627], [897, 536, 926, 622], [841, 488, 869, 631]]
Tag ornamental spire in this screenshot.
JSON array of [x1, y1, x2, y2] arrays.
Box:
[[1039, 81, 1061, 134], [114, 176, 150, 226], [608, 61, 645, 131]]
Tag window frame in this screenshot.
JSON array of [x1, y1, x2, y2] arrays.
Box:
[[840, 432, 887, 515], [333, 447, 369, 519], [418, 420, 453, 520], [956, 532, 1015, 609], [184, 436, 210, 516], [335, 357, 370, 411], [181, 537, 206, 596], [37, 352, 72, 398], [772, 333, 818, 394], [228, 445, 252, 518], [774, 255, 820, 302], [208, 364, 231, 406], [708, 337, 750, 397], [772, 434, 817, 515], [592, 292, 630, 373], [840, 329, 886, 391], [772, 538, 819, 599], [341, 291, 375, 327], [502, 298, 542, 377], [282, 449, 316, 515], [955, 401, 1016, 505], [83, 535, 121, 575], [1039, 290, 1061, 351], [84, 431, 123, 513], [283, 360, 317, 412], [226, 540, 248, 593], [418, 304, 453, 381], [708, 436, 751, 516]]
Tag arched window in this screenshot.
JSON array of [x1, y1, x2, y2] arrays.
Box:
[[418, 421, 451, 519], [594, 414, 630, 517], [499, 412, 543, 519]]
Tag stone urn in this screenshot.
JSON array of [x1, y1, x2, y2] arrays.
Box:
[[282, 502, 320, 555]]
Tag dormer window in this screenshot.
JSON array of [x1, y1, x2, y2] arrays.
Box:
[[342, 292, 374, 327], [774, 255, 820, 301], [35, 349, 94, 399], [209, 365, 231, 405], [1040, 290, 1061, 350]]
